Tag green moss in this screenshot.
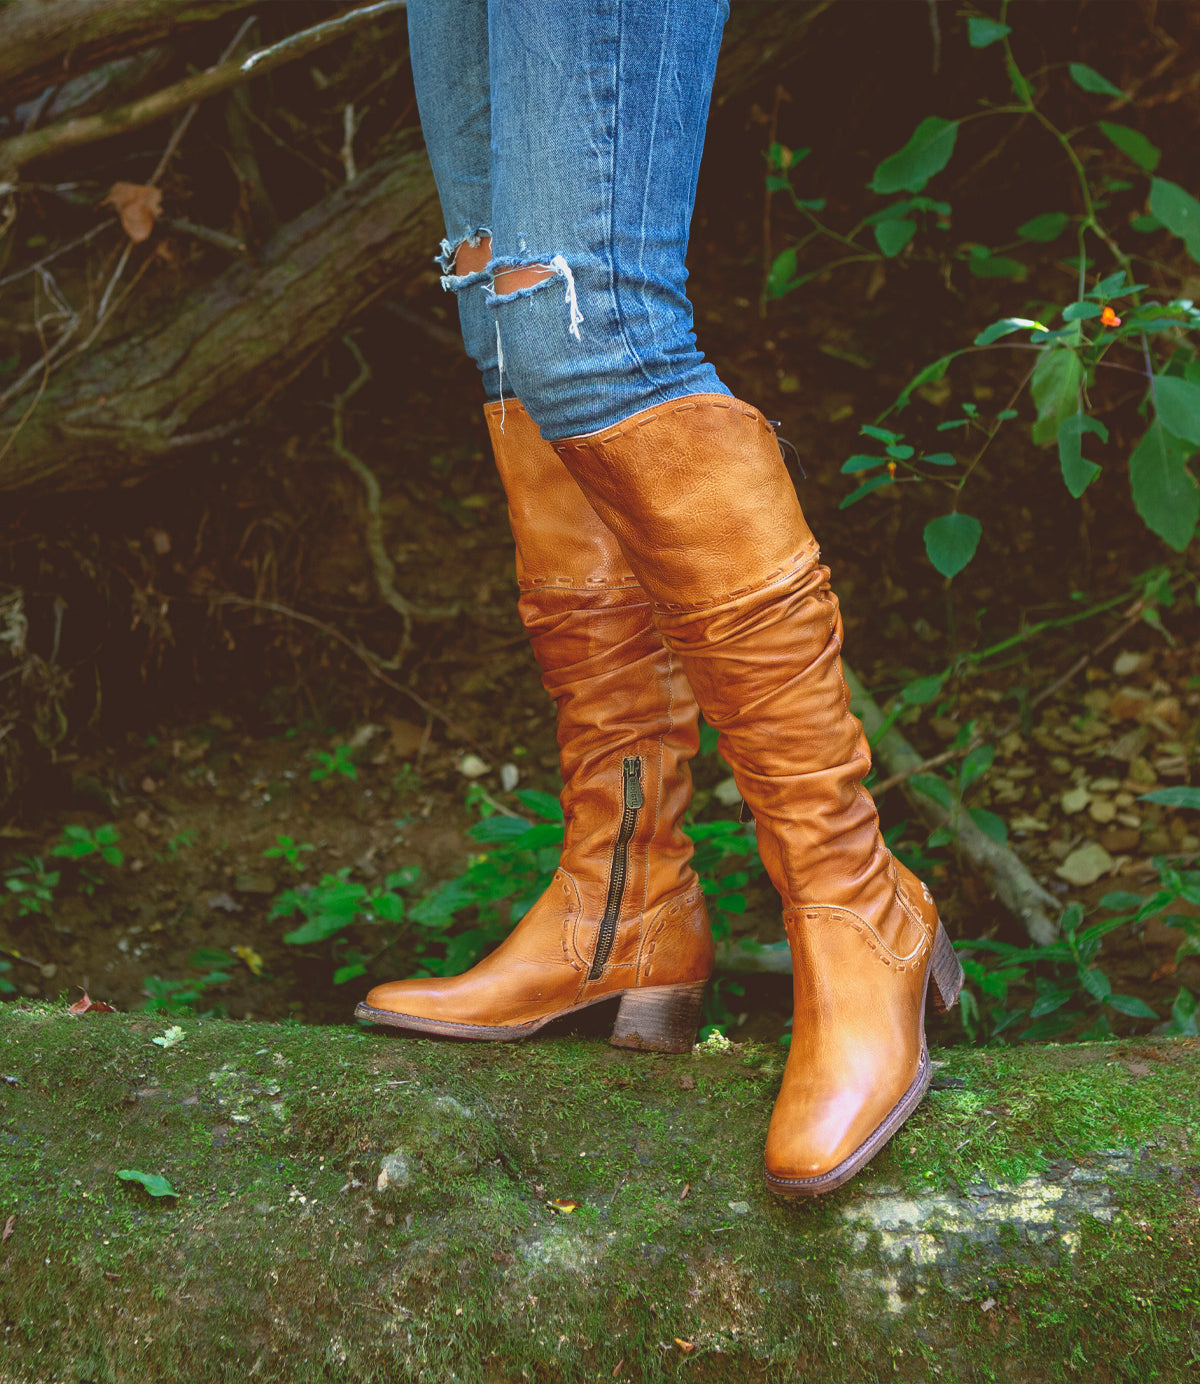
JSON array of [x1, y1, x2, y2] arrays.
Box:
[[1, 1006, 1197, 1382]]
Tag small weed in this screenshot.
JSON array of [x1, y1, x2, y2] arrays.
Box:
[[0, 959, 15, 997], [165, 831, 196, 856], [142, 948, 236, 1017], [2, 856, 60, 917], [262, 835, 315, 872], [50, 823, 123, 867], [309, 744, 357, 783]]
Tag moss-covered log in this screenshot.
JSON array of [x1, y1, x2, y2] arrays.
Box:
[[1, 1006, 1196, 1382]]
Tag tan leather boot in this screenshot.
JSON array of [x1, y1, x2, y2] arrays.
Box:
[[553, 394, 964, 1193], [355, 401, 713, 1052]]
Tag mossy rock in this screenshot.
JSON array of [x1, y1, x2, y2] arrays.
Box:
[[0, 1004, 1197, 1382]]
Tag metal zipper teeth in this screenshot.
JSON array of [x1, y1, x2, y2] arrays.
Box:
[[589, 756, 644, 980]]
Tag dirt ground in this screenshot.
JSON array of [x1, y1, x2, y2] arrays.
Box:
[[1, 2, 1198, 1042]]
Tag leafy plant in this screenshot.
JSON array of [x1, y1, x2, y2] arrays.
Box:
[[3, 856, 60, 917], [765, 4, 1200, 572], [0, 959, 15, 997], [50, 823, 123, 867], [262, 834, 316, 872], [142, 948, 236, 1017], [309, 743, 357, 783]]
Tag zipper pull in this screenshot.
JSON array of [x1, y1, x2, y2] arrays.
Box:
[[622, 758, 644, 809]]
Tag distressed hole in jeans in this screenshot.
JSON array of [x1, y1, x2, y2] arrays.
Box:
[[437, 228, 491, 289], [487, 254, 583, 340]]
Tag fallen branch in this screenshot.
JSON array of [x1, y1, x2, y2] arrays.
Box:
[[843, 663, 1061, 946], [0, 1, 407, 186]]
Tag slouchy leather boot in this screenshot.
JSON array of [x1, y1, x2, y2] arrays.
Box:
[[553, 395, 964, 1193], [356, 401, 713, 1052]]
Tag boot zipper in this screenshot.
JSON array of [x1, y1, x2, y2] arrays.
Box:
[[589, 756, 644, 979]]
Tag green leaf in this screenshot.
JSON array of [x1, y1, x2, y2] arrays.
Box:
[[974, 317, 1044, 346], [968, 808, 1008, 843], [841, 454, 887, 475], [1149, 178, 1200, 263], [900, 674, 947, 707], [960, 744, 996, 791], [1099, 891, 1147, 911], [924, 513, 983, 578], [1097, 122, 1160, 172], [911, 775, 954, 812], [117, 1169, 179, 1198], [1069, 63, 1125, 99], [1031, 347, 1084, 446], [1020, 1012, 1080, 1042], [885, 444, 915, 460], [282, 913, 353, 945], [333, 961, 368, 985], [513, 789, 564, 822], [967, 254, 1026, 279], [871, 117, 959, 195], [766, 247, 798, 299], [1062, 300, 1102, 321], [838, 475, 893, 509], [921, 452, 957, 466], [1129, 421, 1200, 552], [1106, 993, 1158, 1018], [1153, 374, 1200, 446], [469, 816, 533, 843], [874, 218, 916, 257], [1130, 213, 1164, 234], [1079, 967, 1112, 1002], [969, 16, 1012, 47], [1030, 985, 1075, 1017], [1017, 212, 1069, 242], [1140, 786, 1200, 810], [861, 424, 901, 444], [893, 353, 959, 410], [1057, 412, 1108, 499]]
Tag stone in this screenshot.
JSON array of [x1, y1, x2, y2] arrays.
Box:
[[1055, 843, 1115, 886]]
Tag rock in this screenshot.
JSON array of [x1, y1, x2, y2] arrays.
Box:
[[458, 753, 489, 779], [1055, 843, 1115, 885], [1112, 650, 1144, 676], [376, 1151, 412, 1192], [1061, 786, 1091, 815]]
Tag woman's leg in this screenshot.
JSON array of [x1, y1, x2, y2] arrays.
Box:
[[358, 2, 713, 1050], [475, 0, 962, 1193]]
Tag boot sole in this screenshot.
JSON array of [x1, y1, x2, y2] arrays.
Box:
[[763, 922, 964, 1198], [353, 978, 708, 1056]]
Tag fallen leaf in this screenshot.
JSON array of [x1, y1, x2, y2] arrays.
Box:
[[679, 1183, 690, 1201], [547, 1198, 580, 1214], [611, 1360, 625, 1379], [1061, 785, 1091, 814], [677, 1073, 695, 1090], [116, 1169, 178, 1198], [68, 991, 115, 1014], [235, 944, 264, 976], [980, 1297, 996, 1312], [727, 1200, 750, 1215], [152, 1025, 185, 1049], [674, 1339, 696, 1354], [1055, 843, 1115, 886], [2, 1215, 14, 1243], [102, 181, 163, 243]]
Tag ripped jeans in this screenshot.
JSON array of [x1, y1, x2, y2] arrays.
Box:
[[406, 0, 732, 440]]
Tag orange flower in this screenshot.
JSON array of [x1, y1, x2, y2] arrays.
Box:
[[1100, 306, 1121, 327]]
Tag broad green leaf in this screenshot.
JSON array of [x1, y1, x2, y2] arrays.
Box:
[[1030, 985, 1074, 1017], [1031, 346, 1084, 445], [974, 317, 1045, 346], [900, 674, 947, 706], [924, 513, 983, 578], [1149, 178, 1200, 263], [921, 452, 957, 466], [469, 816, 533, 842], [333, 961, 368, 985], [839, 475, 893, 509], [893, 352, 959, 410], [1152, 374, 1200, 446], [514, 789, 564, 822], [960, 744, 996, 791], [872, 117, 959, 195], [967, 253, 1026, 279], [1017, 212, 1069, 242], [861, 424, 901, 443], [1106, 993, 1158, 1018], [911, 774, 954, 811], [969, 16, 1011, 47], [841, 454, 886, 474], [117, 1169, 179, 1198], [885, 444, 914, 460], [1129, 421, 1200, 551], [1057, 412, 1108, 498], [1020, 1013, 1080, 1042], [1069, 63, 1125, 99], [968, 808, 1008, 844], [1097, 121, 1160, 172], [766, 247, 797, 299], [1080, 966, 1112, 1002], [1099, 891, 1147, 911], [1130, 213, 1163, 233], [282, 913, 353, 945], [875, 218, 916, 257], [1062, 300, 1102, 321], [1140, 786, 1200, 810]]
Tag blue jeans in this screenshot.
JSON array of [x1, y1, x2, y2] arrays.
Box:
[[406, 0, 732, 440]]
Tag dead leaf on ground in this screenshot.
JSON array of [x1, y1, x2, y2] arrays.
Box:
[[2, 1215, 14, 1243], [102, 181, 163, 243], [68, 991, 115, 1014], [547, 1198, 580, 1213], [674, 1338, 696, 1353]]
